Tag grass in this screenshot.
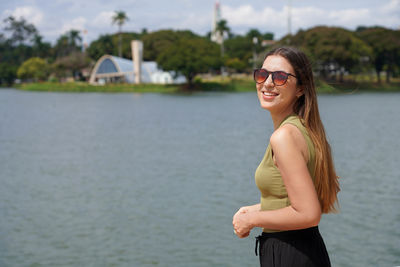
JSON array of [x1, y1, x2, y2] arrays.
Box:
[[16, 82, 180, 93], [14, 78, 256, 93], [12, 76, 400, 94]]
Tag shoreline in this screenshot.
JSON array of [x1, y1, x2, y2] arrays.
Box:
[[5, 79, 400, 94]]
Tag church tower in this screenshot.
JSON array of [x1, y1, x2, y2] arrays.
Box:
[[211, 1, 223, 44]]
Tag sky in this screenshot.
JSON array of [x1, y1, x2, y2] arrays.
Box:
[[1, 0, 399, 45]]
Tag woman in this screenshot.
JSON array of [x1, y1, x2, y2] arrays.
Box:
[[232, 47, 340, 267]]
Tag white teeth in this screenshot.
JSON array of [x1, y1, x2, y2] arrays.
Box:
[[263, 92, 277, 96]]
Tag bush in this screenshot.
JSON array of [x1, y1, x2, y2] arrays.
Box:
[[17, 57, 49, 81], [0, 63, 18, 86]]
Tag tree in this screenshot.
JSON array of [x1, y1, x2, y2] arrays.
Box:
[[281, 26, 373, 82], [1, 16, 42, 84], [215, 19, 230, 61], [246, 29, 263, 69], [142, 30, 198, 61], [54, 29, 82, 58], [0, 63, 18, 85], [2, 16, 38, 46], [86, 34, 115, 60], [262, 32, 274, 41], [357, 27, 400, 83], [52, 51, 91, 80], [17, 57, 49, 81], [157, 37, 220, 87], [225, 58, 247, 73], [246, 29, 262, 40], [86, 32, 142, 60], [112, 11, 129, 57], [32, 34, 51, 58], [67, 30, 82, 49], [224, 36, 253, 70]]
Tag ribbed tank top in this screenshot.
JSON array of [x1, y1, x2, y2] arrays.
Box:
[[255, 114, 316, 233]]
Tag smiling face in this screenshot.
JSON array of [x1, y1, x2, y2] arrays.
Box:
[[256, 55, 303, 117]]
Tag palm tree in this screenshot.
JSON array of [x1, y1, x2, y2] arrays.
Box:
[[67, 30, 82, 50], [215, 19, 230, 74], [54, 29, 82, 57], [112, 11, 129, 57]]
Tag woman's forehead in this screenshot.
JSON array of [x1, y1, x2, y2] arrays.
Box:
[[262, 55, 294, 73]]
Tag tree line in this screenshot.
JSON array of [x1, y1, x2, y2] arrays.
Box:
[[1, 14, 399, 86]]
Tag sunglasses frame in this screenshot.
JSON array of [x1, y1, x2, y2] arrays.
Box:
[[253, 69, 297, 86]]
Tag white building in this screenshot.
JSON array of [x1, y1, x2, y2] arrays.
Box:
[[89, 55, 185, 85]]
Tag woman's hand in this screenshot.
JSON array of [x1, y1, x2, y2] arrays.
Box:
[[232, 211, 254, 238], [234, 203, 260, 217], [234, 206, 250, 217]]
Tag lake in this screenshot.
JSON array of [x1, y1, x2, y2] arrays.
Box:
[[0, 88, 399, 266]]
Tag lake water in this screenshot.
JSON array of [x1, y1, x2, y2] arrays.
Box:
[[0, 88, 399, 267]]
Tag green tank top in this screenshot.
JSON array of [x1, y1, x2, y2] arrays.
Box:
[[255, 114, 316, 233]]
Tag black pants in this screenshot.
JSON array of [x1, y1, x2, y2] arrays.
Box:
[[255, 227, 331, 267]]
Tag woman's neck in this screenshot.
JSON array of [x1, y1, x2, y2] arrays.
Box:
[[270, 109, 295, 130]]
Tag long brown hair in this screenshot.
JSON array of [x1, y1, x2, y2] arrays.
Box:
[[265, 47, 340, 213]]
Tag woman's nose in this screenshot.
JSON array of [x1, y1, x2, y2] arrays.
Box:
[[264, 74, 274, 87]]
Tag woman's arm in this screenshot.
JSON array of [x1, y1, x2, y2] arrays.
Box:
[[235, 203, 260, 215], [233, 124, 321, 238]]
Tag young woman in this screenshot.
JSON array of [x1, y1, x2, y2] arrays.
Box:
[[232, 47, 340, 267]]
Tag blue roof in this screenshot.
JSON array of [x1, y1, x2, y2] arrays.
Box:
[[110, 56, 135, 73]]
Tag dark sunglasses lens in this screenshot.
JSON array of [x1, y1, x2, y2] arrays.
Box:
[[254, 69, 268, 83], [273, 71, 288, 85]]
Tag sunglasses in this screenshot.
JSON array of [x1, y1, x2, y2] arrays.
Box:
[[253, 69, 297, 86]]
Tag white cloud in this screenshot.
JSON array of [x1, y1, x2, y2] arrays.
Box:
[[377, 0, 400, 27], [329, 8, 371, 26], [91, 11, 114, 28], [2, 6, 44, 26], [173, 12, 211, 33], [380, 0, 400, 14], [60, 17, 87, 35], [2, 1, 399, 44], [221, 2, 400, 38]]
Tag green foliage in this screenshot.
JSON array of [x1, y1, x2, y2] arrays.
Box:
[[246, 29, 262, 40], [157, 37, 221, 86], [224, 29, 274, 71], [2, 13, 399, 89], [0, 63, 18, 85], [225, 58, 247, 73], [216, 19, 230, 38], [2, 16, 38, 46], [54, 29, 82, 58], [112, 10, 129, 57], [280, 26, 373, 81], [86, 34, 115, 60], [356, 27, 400, 82], [112, 11, 129, 28], [224, 36, 253, 67], [262, 32, 274, 41], [32, 34, 52, 58], [87, 32, 142, 60], [17, 57, 49, 81], [52, 51, 91, 80], [1, 16, 50, 69], [142, 30, 198, 61], [0, 41, 33, 65]]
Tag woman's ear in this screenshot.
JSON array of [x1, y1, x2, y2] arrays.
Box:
[[296, 86, 304, 98]]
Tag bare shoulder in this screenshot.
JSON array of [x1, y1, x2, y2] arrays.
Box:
[[270, 123, 308, 161], [270, 123, 303, 145]]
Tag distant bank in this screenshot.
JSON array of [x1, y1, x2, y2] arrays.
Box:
[[10, 79, 400, 94]]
